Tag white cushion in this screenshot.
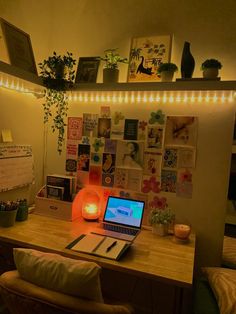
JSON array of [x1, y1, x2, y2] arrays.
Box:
[[13, 248, 103, 303]]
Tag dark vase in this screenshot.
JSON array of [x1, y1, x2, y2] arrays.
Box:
[[181, 41, 195, 79]]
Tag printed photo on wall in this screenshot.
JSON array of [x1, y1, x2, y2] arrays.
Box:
[[67, 117, 83, 140], [78, 144, 90, 171], [114, 168, 128, 189], [66, 159, 77, 173], [124, 119, 138, 140], [104, 139, 117, 154], [161, 170, 177, 193], [98, 118, 111, 138], [127, 35, 172, 82], [83, 113, 98, 137], [165, 116, 198, 146], [143, 152, 162, 175], [127, 169, 142, 191], [89, 166, 102, 185], [163, 148, 178, 169], [102, 153, 116, 174], [147, 126, 163, 150], [111, 112, 125, 139], [178, 148, 196, 168], [116, 141, 144, 169]]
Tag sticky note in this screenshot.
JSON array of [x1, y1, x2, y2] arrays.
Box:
[[1, 129, 13, 142]]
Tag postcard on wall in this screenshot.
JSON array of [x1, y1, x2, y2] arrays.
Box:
[[161, 170, 177, 193], [98, 118, 111, 138], [83, 113, 98, 137], [66, 159, 77, 173], [138, 120, 148, 140], [111, 113, 125, 139], [114, 168, 128, 189], [89, 166, 102, 186], [102, 153, 116, 174], [67, 117, 83, 140], [78, 144, 90, 171], [143, 152, 162, 176], [66, 142, 78, 157], [165, 116, 198, 146], [178, 148, 196, 168], [102, 174, 114, 187], [116, 140, 144, 170], [124, 119, 138, 140], [163, 148, 178, 169], [104, 139, 117, 154], [147, 126, 164, 150], [176, 182, 193, 198], [127, 169, 142, 191], [100, 106, 111, 118], [127, 35, 172, 82], [177, 168, 193, 184], [90, 152, 102, 165]]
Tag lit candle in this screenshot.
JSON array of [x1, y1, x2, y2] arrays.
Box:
[[174, 224, 191, 239]]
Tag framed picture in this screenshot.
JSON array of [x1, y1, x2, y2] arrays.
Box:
[[75, 57, 100, 83], [127, 35, 172, 82], [0, 18, 37, 75]]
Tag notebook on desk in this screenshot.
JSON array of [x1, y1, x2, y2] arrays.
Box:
[[91, 196, 145, 242]]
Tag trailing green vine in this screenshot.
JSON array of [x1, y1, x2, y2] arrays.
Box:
[[39, 52, 76, 154]]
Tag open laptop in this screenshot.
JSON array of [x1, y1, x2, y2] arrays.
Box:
[[91, 196, 145, 242]]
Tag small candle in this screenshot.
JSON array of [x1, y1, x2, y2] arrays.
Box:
[[174, 224, 191, 239]]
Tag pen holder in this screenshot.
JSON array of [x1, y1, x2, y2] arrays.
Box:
[[0, 209, 17, 227]]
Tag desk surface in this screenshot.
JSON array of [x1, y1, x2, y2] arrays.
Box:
[[0, 214, 195, 288]]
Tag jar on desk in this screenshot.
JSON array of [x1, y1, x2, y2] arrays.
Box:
[[16, 199, 28, 221]]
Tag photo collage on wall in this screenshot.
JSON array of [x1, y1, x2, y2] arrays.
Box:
[[66, 107, 198, 222]]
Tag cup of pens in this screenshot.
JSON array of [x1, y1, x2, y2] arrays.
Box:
[[0, 201, 18, 227]]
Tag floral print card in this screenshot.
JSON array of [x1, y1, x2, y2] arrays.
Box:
[[176, 182, 193, 198], [178, 148, 196, 168], [161, 170, 177, 193], [163, 148, 178, 169], [146, 126, 164, 150], [114, 168, 128, 189], [102, 174, 114, 187], [165, 116, 198, 146], [143, 152, 162, 176]]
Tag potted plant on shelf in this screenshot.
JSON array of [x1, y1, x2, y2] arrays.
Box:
[[100, 48, 128, 83], [201, 58, 222, 79], [148, 197, 175, 236], [39, 52, 76, 154], [157, 62, 178, 82]]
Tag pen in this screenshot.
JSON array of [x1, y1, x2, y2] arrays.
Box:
[[106, 241, 117, 252]]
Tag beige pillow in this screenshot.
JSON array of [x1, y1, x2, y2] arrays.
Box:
[[223, 236, 236, 269], [13, 248, 103, 303], [202, 267, 236, 314]]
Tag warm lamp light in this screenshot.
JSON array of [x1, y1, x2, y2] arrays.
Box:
[[81, 189, 101, 221]]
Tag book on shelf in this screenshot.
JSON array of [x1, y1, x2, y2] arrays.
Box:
[[66, 233, 131, 260]]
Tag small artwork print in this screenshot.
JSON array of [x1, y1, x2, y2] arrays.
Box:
[[114, 168, 128, 189], [165, 116, 198, 146], [66, 142, 78, 156], [143, 152, 162, 175], [102, 174, 114, 187], [67, 117, 82, 140], [66, 159, 77, 172], [101, 106, 111, 118], [91, 152, 102, 165], [75, 57, 100, 83], [124, 119, 138, 140], [147, 126, 163, 149], [98, 118, 111, 138], [163, 148, 178, 169], [78, 144, 90, 171], [127, 169, 142, 191], [89, 166, 102, 185], [83, 113, 98, 137], [176, 182, 193, 198], [116, 141, 144, 170], [178, 148, 196, 168], [161, 170, 177, 193], [128, 35, 171, 82], [178, 169, 192, 183], [141, 175, 161, 194], [102, 153, 116, 174], [138, 120, 148, 140], [104, 139, 117, 154]]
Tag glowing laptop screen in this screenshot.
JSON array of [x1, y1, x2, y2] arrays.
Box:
[[103, 196, 145, 228]]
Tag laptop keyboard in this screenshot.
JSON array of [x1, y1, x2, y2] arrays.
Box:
[[104, 224, 138, 236]]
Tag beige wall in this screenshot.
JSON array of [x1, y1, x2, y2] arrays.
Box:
[[0, 0, 236, 270]]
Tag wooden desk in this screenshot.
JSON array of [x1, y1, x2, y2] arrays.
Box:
[[0, 214, 195, 314]]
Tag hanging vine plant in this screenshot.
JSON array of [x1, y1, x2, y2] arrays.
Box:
[[39, 52, 76, 154]]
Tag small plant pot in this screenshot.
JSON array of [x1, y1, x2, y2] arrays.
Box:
[[152, 223, 169, 236], [160, 71, 174, 82], [103, 68, 119, 83], [203, 68, 219, 79], [0, 210, 17, 227]]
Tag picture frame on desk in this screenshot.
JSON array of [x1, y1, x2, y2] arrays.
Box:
[[75, 57, 100, 83], [0, 18, 37, 75]]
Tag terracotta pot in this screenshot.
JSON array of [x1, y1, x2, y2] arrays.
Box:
[[160, 71, 174, 82], [103, 68, 119, 83], [152, 223, 169, 236], [203, 68, 219, 79]]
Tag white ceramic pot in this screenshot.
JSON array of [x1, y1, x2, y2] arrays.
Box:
[[203, 68, 219, 79], [160, 71, 174, 82], [152, 223, 169, 236]]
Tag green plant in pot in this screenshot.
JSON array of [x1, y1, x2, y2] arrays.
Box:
[[149, 197, 175, 236], [100, 48, 128, 83], [39, 52, 76, 154], [201, 58, 222, 79], [157, 62, 178, 82]]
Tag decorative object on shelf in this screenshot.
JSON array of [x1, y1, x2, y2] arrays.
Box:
[[128, 35, 172, 82], [173, 223, 191, 243], [75, 57, 100, 83], [181, 41, 195, 79], [39, 52, 76, 154], [0, 18, 37, 75], [157, 62, 178, 82], [81, 189, 101, 221], [148, 196, 175, 236], [100, 48, 128, 83], [0, 201, 18, 227], [201, 59, 222, 79]]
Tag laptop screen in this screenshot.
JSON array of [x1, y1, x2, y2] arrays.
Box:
[[103, 196, 145, 228]]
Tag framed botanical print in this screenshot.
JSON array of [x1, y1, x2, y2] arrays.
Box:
[[127, 35, 172, 82], [75, 57, 100, 83], [0, 18, 37, 75]]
